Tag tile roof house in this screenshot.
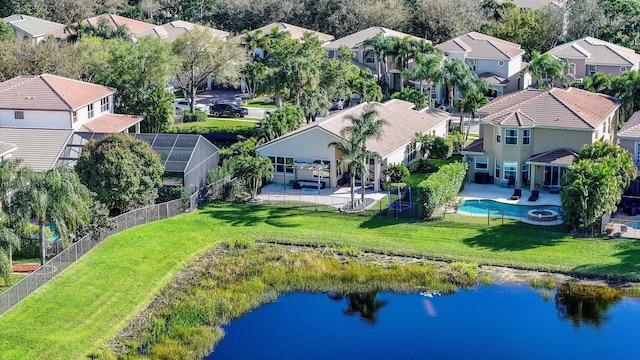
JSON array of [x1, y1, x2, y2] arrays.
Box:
[[547, 37, 640, 81], [436, 32, 531, 99], [2, 14, 67, 44], [82, 14, 156, 37], [0, 74, 143, 133], [134, 20, 229, 42], [616, 111, 640, 194], [0, 128, 74, 171], [257, 99, 451, 191], [323, 27, 428, 92], [461, 87, 621, 191], [236, 22, 334, 43]]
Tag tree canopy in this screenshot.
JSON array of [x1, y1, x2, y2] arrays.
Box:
[[75, 133, 164, 215]]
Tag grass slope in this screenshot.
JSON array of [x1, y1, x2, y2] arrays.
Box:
[[0, 202, 639, 359]]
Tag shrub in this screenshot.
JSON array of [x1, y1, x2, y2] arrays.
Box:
[[156, 186, 190, 211], [183, 110, 208, 123], [430, 138, 453, 159], [417, 161, 468, 219], [383, 163, 410, 183], [448, 131, 464, 154]]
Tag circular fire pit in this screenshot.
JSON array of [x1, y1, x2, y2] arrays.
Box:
[[527, 209, 558, 222]]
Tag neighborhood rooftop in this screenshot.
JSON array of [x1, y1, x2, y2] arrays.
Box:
[[477, 87, 621, 130], [83, 13, 157, 35], [0, 128, 73, 171], [324, 26, 427, 49], [547, 37, 640, 67], [134, 20, 229, 41], [2, 14, 65, 37], [436, 32, 524, 60], [239, 22, 334, 42], [0, 74, 115, 111]]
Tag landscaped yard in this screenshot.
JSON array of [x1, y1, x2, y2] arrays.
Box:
[[0, 202, 638, 358], [245, 98, 278, 109], [171, 118, 258, 133]]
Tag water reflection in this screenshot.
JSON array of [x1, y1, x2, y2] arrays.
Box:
[[329, 292, 388, 324], [555, 283, 623, 328]]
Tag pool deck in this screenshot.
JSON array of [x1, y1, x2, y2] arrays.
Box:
[[460, 183, 561, 207]]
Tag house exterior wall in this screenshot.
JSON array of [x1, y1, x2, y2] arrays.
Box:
[[597, 64, 631, 76], [0, 109, 70, 128]]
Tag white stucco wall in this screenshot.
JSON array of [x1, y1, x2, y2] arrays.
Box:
[[0, 109, 70, 128]]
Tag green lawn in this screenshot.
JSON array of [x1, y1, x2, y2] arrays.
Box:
[[171, 118, 258, 133], [0, 202, 638, 359], [245, 99, 277, 108], [0, 274, 26, 293]]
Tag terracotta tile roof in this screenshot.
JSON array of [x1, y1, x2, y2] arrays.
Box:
[[436, 32, 524, 60], [259, 99, 451, 158], [478, 72, 510, 86], [617, 111, 640, 139], [135, 21, 229, 42], [325, 27, 426, 50], [84, 14, 156, 35], [0, 74, 115, 111], [528, 147, 578, 165], [0, 127, 73, 171], [80, 114, 143, 133], [0, 141, 17, 157], [3, 14, 64, 37], [238, 22, 334, 43], [547, 37, 640, 67], [462, 138, 484, 153], [478, 87, 621, 130]]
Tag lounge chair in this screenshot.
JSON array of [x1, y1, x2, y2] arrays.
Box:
[[510, 188, 522, 200], [528, 189, 539, 202]]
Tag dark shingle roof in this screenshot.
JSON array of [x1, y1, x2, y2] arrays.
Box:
[[528, 148, 578, 165]]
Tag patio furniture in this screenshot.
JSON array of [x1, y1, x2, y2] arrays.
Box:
[[474, 172, 493, 184], [507, 176, 515, 188], [510, 188, 522, 200], [528, 190, 539, 202]]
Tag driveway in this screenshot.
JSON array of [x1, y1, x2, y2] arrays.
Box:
[[196, 88, 271, 119]]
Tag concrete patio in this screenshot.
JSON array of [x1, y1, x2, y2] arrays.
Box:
[[460, 182, 561, 206]]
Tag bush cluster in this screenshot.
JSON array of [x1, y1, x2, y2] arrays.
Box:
[[183, 110, 208, 123], [417, 162, 468, 219]]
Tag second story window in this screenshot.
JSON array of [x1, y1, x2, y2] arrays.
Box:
[[568, 63, 576, 75], [72, 111, 78, 123], [468, 59, 477, 72], [101, 97, 109, 112], [522, 129, 531, 145], [364, 49, 375, 64], [496, 130, 501, 143], [505, 129, 518, 145], [88, 104, 94, 118], [14, 111, 24, 119]]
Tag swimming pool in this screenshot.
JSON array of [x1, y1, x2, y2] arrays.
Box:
[[459, 199, 560, 217]]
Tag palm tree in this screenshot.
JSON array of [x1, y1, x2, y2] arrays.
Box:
[[388, 36, 413, 91], [328, 138, 366, 209], [11, 169, 91, 265], [0, 223, 20, 285], [459, 76, 491, 138], [441, 58, 473, 110], [363, 33, 392, 88], [525, 50, 569, 88], [0, 158, 28, 272], [403, 52, 443, 107], [237, 155, 274, 200]]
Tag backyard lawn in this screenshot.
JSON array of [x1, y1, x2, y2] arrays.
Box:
[[0, 202, 638, 358], [171, 118, 258, 133]]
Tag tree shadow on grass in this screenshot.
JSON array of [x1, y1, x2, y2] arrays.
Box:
[[571, 243, 640, 281], [461, 222, 570, 251], [198, 202, 304, 228]]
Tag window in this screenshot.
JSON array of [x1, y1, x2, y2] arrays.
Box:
[[505, 129, 518, 145], [588, 65, 597, 76], [496, 130, 501, 143], [88, 103, 94, 118], [475, 156, 488, 170], [313, 159, 330, 178], [568, 63, 576, 75], [408, 141, 417, 162], [14, 111, 24, 119], [100, 97, 109, 112], [498, 60, 505, 66], [328, 50, 335, 59], [521, 163, 529, 185], [468, 59, 477, 71], [522, 129, 531, 145], [72, 111, 78, 123], [268, 156, 294, 174], [544, 166, 565, 186], [504, 161, 517, 181], [495, 159, 501, 179], [364, 49, 375, 64], [621, 66, 627, 73]]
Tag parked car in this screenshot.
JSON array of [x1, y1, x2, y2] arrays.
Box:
[[175, 99, 208, 112], [209, 103, 249, 118], [331, 98, 344, 110]]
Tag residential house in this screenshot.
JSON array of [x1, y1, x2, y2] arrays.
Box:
[[323, 27, 427, 92], [257, 99, 451, 191], [462, 87, 621, 191], [2, 14, 67, 44], [236, 22, 334, 45], [616, 111, 640, 194], [134, 20, 229, 42], [547, 37, 640, 81], [81, 13, 157, 38], [0, 141, 17, 161], [0, 128, 74, 171], [437, 32, 530, 100], [0, 74, 143, 133]]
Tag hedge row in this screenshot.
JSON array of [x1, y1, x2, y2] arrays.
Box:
[[417, 161, 468, 219]]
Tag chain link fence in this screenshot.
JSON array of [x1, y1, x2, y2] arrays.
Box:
[[257, 191, 349, 212]]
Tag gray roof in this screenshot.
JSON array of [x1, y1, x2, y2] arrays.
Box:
[[3, 14, 65, 37], [0, 141, 17, 157], [236, 22, 333, 43], [437, 32, 524, 60], [324, 26, 426, 50], [547, 37, 640, 67], [617, 111, 640, 139], [0, 128, 73, 171], [134, 21, 229, 42]]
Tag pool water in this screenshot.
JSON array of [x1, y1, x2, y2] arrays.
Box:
[[208, 285, 640, 359], [459, 199, 560, 216]]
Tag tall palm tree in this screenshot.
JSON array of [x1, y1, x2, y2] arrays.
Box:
[[441, 58, 473, 110], [363, 33, 392, 88], [11, 168, 91, 265], [388, 36, 413, 91], [403, 52, 443, 107], [525, 50, 569, 88], [459, 76, 491, 137], [328, 138, 365, 209], [0, 158, 28, 272]]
